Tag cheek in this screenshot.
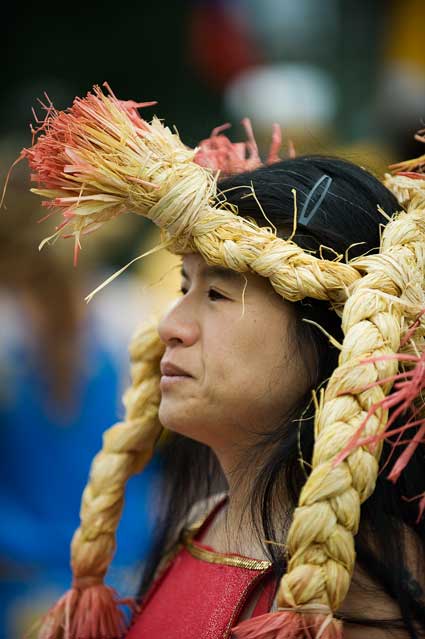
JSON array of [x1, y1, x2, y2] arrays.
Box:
[[213, 330, 274, 407], [201, 322, 234, 385], [231, 321, 296, 419]]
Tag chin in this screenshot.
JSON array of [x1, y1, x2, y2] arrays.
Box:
[[158, 403, 209, 444], [159, 402, 191, 434]]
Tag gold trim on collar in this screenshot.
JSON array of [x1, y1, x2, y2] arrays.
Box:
[[182, 530, 272, 571]]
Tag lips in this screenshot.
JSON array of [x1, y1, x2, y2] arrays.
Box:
[[160, 361, 192, 377]]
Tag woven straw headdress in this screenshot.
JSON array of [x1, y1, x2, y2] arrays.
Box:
[[15, 85, 425, 639]]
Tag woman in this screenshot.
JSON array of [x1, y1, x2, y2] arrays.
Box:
[[129, 158, 425, 639], [20, 86, 425, 639]]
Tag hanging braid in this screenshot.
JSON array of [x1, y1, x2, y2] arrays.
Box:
[[232, 202, 425, 638], [18, 84, 425, 639], [37, 323, 164, 639]]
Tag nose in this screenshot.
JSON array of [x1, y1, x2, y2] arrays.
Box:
[[158, 296, 200, 348]]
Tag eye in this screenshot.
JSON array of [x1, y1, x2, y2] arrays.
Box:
[[179, 286, 188, 296], [208, 288, 227, 301]]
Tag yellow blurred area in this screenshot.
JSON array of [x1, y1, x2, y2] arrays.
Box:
[[386, 0, 425, 67]]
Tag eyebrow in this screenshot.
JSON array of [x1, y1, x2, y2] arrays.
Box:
[[181, 265, 242, 283]]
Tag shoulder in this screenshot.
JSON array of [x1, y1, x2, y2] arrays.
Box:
[[269, 540, 424, 638], [268, 562, 412, 638], [338, 525, 425, 638], [337, 562, 410, 638]]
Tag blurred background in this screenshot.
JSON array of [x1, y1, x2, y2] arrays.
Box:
[[1, 0, 424, 637]]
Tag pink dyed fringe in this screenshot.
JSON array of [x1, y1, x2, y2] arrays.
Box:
[[35, 584, 137, 639], [194, 120, 291, 176], [231, 610, 343, 639]]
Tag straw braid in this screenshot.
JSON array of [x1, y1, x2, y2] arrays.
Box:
[[70, 323, 164, 584], [274, 204, 425, 616], [162, 212, 360, 304]]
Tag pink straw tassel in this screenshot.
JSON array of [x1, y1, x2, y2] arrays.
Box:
[[35, 583, 136, 639], [231, 611, 343, 639]]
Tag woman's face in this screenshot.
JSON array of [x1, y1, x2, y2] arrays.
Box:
[[158, 253, 309, 453]]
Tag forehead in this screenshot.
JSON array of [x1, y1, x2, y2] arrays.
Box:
[[181, 254, 242, 283]]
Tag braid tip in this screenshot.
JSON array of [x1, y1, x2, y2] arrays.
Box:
[[32, 582, 137, 639], [231, 610, 343, 639]]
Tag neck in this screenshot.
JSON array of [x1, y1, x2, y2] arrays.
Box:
[[213, 442, 250, 508], [209, 444, 290, 560]]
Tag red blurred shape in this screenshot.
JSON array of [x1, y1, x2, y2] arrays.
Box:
[[188, 2, 263, 91]]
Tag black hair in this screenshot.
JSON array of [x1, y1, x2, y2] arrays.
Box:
[[139, 156, 425, 637]]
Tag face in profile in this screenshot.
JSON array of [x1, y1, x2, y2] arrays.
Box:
[[158, 253, 310, 454]]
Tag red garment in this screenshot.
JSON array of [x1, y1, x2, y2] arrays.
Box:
[[126, 498, 277, 638]]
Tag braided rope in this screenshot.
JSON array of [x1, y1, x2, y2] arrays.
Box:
[[275, 202, 425, 615], [160, 212, 359, 304], [70, 323, 164, 583]]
